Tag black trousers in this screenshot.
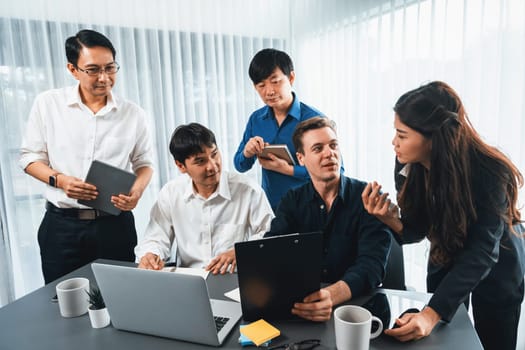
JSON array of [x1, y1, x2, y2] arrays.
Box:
[[472, 284, 523, 350], [38, 209, 137, 284]]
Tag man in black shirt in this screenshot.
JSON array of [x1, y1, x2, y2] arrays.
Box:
[[265, 117, 392, 321]]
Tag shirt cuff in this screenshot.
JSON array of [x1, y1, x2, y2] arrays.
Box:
[[342, 273, 366, 298]]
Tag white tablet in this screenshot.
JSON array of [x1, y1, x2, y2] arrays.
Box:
[[259, 144, 295, 165]]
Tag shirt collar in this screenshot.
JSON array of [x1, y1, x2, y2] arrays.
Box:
[[66, 84, 119, 112], [183, 170, 231, 202], [337, 176, 349, 206], [306, 175, 347, 206], [398, 164, 410, 177], [216, 170, 232, 200], [262, 91, 301, 121]]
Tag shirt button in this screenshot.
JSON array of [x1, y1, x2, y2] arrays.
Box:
[[320, 204, 325, 209], [323, 269, 328, 274]]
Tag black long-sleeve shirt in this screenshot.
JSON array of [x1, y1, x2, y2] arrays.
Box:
[[265, 176, 392, 298]]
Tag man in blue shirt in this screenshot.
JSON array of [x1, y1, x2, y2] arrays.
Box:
[[265, 117, 392, 321], [233, 48, 323, 210]]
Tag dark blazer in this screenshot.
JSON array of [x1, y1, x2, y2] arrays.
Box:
[[395, 159, 525, 321]]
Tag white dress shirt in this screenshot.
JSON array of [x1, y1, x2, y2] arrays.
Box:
[[134, 170, 275, 268], [19, 85, 153, 208]]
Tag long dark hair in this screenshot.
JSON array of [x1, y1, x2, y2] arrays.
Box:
[[394, 81, 523, 265]]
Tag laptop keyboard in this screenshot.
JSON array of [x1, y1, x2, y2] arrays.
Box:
[[214, 316, 230, 332]]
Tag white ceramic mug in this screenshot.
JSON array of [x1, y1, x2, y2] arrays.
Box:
[[56, 277, 90, 318], [334, 305, 383, 350]]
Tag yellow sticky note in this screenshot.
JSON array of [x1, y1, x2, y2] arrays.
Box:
[[239, 319, 280, 346]]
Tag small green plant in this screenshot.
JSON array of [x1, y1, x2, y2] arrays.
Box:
[[86, 285, 106, 310]]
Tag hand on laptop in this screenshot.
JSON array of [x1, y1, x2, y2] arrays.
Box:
[[206, 249, 236, 275], [138, 253, 164, 270]]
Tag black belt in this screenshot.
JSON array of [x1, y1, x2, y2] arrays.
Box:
[[45, 202, 112, 220]]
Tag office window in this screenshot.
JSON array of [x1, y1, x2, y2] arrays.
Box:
[[0, 14, 286, 304], [293, 0, 525, 292]]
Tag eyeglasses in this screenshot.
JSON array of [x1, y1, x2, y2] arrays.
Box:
[[75, 62, 120, 76], [269, 339, 321, 350]]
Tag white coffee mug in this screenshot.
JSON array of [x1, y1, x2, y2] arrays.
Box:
[[56, 277, 90, 318], [334, 305, 383, 350]]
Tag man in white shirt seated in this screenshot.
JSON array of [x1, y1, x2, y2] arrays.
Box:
[[135, 123, 274, 274]]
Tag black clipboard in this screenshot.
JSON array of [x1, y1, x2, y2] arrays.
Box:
[[78, 160, 136, 216], [235, 232, 322, 321], [259, 144, 296, 165]]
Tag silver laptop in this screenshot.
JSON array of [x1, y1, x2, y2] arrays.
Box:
[[91, 263, 242, 346]]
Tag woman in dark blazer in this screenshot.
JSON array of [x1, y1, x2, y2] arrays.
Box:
[[362, 81, 524, 350]]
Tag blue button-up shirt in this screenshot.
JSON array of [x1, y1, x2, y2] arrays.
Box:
[[233, 93, 322, 210], [265, 176, 392, 298]]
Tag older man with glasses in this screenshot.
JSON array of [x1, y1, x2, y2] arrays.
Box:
[[20, 29, 153, 284]]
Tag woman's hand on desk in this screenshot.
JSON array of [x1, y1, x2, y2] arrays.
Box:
[[384, 306, 441, 341], [206, 249, 236, 275]]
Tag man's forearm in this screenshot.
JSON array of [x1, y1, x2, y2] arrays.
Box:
[[25, 161, 56, 185], [132, 166, 153, 195], [325, 280, 352, 305]]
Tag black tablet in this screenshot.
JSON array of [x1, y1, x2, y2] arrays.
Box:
[[78, 160, 136, 216], [235, 232, 322, 321]]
